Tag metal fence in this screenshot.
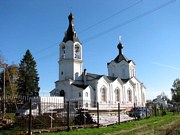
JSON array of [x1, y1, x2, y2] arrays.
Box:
[[0, 96, 179, 134]]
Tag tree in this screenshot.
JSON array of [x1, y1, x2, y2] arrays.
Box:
[[171, 79, 180, 102], [17, 50, 40, 97], [0, 53, 19, 110], [0, 52, 5, 66], [0, 64, 19, 97], [0, 53, 4, 96]]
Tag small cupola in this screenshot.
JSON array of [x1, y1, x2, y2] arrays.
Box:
[[114, 41, 128, 63], [117, 42, 123, 55]]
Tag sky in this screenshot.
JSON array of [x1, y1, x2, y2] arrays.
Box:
[[0, 0, 180, 100]]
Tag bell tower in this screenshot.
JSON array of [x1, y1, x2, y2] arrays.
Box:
[[59, 13, 83, 81]]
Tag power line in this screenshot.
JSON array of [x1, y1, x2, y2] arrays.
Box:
[[35, 0, 176, 60], [79, 0, 143, 34], [36, 50, 58, 62], [82, 0, 176, 43], [34, 42, 58, 56], [34, 1, 143, 57]]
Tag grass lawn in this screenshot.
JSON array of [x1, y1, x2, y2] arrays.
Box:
[[42, 112, 180, 135]]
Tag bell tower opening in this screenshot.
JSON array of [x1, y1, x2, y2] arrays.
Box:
[[61, 45, 66, 59], [74, 44, 81, 59]]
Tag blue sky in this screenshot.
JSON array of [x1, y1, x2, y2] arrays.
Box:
[[0, 0, 180, 100]]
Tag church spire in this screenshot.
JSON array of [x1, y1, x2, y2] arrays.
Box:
[[63, 12, 80, 43]]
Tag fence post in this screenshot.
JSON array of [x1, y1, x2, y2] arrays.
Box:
[[28, 99, 32, 135], [154, 104, 157, 117], [145, 104, 147, 119], [97, 102, 99, 128], [134, 103, 136, 120], [118, 103, 120, 124], [67, 101, 70, 131]]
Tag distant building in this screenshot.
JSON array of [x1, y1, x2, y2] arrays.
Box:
[[50, 13, 146, 109], [153, 95, 167, 108]]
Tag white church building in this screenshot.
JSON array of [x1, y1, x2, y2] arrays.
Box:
[[50, 13, 146, 109]]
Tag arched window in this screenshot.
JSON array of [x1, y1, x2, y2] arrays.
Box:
[[60, 90, 65, 103], [75, 45, 80, 59], [114, 88, 120, 102], [127, 89, 132, 102], [61, 45, 66, 59], [85, 92, 88, 97], [86, 103, 88, 107], [60, 90, 65, 97], [100, 86, 106, 102]]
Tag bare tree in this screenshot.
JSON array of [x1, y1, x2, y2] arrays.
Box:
[[0, 52, 5, 66]]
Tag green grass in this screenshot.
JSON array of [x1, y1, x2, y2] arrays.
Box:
[[1, 112, 179, 135], [42, 112, 180, 135]]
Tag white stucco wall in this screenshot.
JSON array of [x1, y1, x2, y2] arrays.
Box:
[[59, 61, 73, 80], [73, 60, 82, 80], [110, 79, 123, 104], [129, 62, 136, 78], [59, 40, 82, 81]]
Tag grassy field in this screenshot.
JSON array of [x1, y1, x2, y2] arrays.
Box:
[[0, 112, 179, 135], [42, 112, 180, 135]]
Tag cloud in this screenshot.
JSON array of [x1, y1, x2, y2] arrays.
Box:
[[151, 61, 180, 71]]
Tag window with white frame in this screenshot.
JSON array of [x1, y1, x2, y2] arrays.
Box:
[[100, 86, 106, 102], [114, 88, 120, 102], [127, 89, 132, 102]]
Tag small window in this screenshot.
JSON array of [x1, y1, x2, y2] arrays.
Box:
[[79, 92, 81, 97], [60, 90, 65, 97], [61, 72, 63, 75], [86, 103, 88, 107], [85, 92, 88, 97]]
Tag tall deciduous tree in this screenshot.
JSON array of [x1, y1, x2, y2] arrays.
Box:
[[18, 50, 40, 97], [171, 79, 180, 102], [0, 64, 19, 97]]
